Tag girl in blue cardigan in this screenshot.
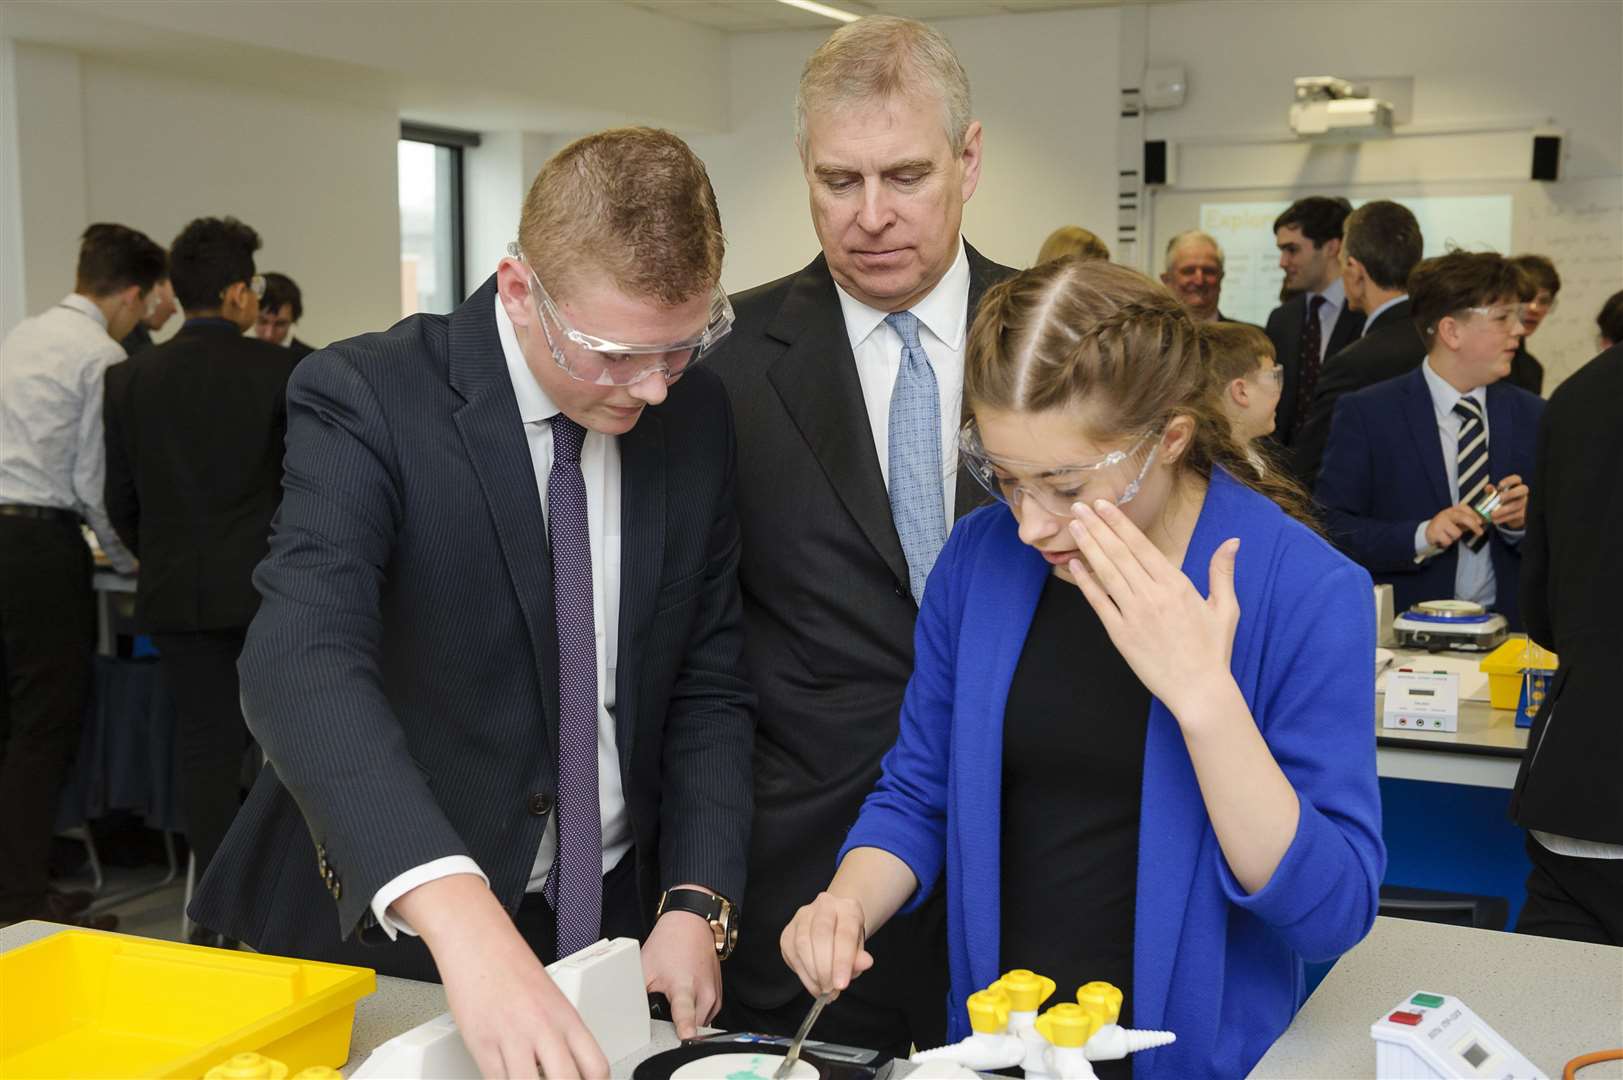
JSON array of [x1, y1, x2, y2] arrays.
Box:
[[780, 260, 1385, 1078]]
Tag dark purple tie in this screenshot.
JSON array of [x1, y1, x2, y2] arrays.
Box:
[[1292, 294, 1327, 440], [546, 414, 601, 957]]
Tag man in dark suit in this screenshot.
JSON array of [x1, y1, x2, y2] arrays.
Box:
[[1290, 200, 1425, 489], [104, 217, 297, 940], [253, 271, 317, 361], [1266, 197, 1364, 445], [1316, 251, 1543, 629], [707, 16, 1013, 1058], [1511, 343, 1623, 945], [189, 129, 753, 1078]]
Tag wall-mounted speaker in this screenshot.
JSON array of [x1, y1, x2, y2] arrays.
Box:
[[1531, 134, 1561, 182], [1144, 140, 1170, 186]]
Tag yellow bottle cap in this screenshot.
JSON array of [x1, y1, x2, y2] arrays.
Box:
[[966, 988, 1011, 1034], [1035, 1003, 1100, 1048], [1077, 981, 1123, 1025], [203, 1052, 289, 1080], [292, 1070, 344, 1080], [995, 969, 1057, 1011]]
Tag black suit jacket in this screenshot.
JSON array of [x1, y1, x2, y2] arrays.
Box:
[[1511, 344, 1623, 841], [1290, 299, 1422, 489], [1265, 291, 1365, 444], [706, 243, 1014, 1008], [288, 336, 317, 363], [104, 320, 297, 631], [188, 276, 755, 961]]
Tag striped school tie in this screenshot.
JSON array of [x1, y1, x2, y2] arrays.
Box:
[[1453, 398, 1490, 553]]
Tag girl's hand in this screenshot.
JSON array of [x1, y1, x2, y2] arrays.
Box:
[[1066, 498, 1240, 717]]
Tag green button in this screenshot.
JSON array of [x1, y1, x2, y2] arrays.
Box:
[[1411, 993, 1445, 1008]]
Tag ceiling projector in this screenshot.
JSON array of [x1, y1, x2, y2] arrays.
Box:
[[1290, 76, 1393, 141]]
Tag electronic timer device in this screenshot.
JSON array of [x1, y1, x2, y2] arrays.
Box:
[[1371, 991, 1546, 1079]]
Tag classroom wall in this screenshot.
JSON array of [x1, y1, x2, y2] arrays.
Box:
[[3, 42, 401, 347]]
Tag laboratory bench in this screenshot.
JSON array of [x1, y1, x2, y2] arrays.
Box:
[[6, 916, 1619, 1079]]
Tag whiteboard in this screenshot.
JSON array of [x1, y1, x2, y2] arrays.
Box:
[[1150, 177, 1623, 394]]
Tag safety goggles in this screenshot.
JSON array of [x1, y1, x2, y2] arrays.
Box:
[[507, 242, 734, 386], [1462, 304, 1528, 330], [1251, 365, 1285, 390], [958, 421, 1161, 517]]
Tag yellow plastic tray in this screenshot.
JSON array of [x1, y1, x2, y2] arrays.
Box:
[[0, 930, 374, 1079], [1479, 635, 1559, 711]]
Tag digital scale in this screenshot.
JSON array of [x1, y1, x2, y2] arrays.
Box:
[[1372, 991, 1545, 1079], [633, 1032, 896, 1080], [1392, 601, 1510, 653]]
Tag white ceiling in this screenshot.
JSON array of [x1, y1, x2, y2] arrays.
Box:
[[628, 0, 1133, 33]]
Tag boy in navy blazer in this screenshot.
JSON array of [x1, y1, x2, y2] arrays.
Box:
[[1316, 251, 1544, 628]]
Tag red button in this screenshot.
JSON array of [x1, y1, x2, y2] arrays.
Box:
[[1389, 1011, 1423, 1026]]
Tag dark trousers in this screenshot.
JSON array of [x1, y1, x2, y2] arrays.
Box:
[[1515, 832, 1623, 946], [312, 850, 646, 982], [716, 891, 949, 1060], [152, 629, 249, 880], [0, 516, 94, 919]]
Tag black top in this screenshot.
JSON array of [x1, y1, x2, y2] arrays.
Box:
[[1001, 574, 1149, 1077], [1507, 344, 1544, 396]]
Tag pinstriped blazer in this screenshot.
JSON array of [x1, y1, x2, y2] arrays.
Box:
[[189, 275, 755, 962]]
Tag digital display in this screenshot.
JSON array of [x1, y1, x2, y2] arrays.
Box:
[[1461, 1041, 1489, 1068], [1409, 689, 1436, 697]]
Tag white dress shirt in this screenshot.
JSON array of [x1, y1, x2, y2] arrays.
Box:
[[1308, 277, 1349, 363], [837, 236, 969, 523], [0, 294, 135, 572], [1410, 359, 1522, 609], [371, 295, 632, 938], [1360, 293, 1408, 337]]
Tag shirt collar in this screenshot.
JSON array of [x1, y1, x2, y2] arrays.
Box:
[[1362, 293, 1408, 336], [60, 293, 108, 330], [1421, 355, 1487, 420], [1313, 276, 1347, 312], [834, 235, 970, 352], [494, 292, 561, 424]]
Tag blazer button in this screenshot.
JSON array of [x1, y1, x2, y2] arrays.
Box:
[[893, 581, 907, 598], [528, 793, 553, 817]]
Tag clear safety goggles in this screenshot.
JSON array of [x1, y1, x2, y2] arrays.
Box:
[[958, 421, 1161, 517], [507, 242, 734, 386], [1251, 365, 1285, 390], [1462, 304, 1528, 331]]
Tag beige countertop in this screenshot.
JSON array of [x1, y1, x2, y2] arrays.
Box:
[[1249, 916, 1623, 1078]]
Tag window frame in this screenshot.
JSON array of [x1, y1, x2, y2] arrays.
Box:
[[399, 122, 480, 308]]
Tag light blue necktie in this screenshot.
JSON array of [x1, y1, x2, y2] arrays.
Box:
[[884, 311, 946, 604]]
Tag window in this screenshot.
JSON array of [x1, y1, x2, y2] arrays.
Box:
[[398, 123, 479, 317]]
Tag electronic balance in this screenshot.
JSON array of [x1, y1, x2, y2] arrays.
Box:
[[1372, 991, 1545, 1079], [1392, 601, 1509, 653]]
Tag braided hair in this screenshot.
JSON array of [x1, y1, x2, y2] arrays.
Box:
[[965, 256, 1318, 530]]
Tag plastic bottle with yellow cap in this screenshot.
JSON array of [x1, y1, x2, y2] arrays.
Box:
[[203, 1052, 289, 1080]]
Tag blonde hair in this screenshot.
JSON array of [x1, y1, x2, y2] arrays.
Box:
[[1036, 226, 1110, 266], [966, 257, 1315, 526], [795, 16, 972, 157], [518, 127, 724, 305]]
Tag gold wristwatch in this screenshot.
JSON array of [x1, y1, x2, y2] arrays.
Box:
[[656, 887, 738, 960]]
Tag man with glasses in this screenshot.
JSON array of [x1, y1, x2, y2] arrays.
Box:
[[0, 222, 164, 932], [104, 217, 297, 937], [706, 15, 1013, 1057], [189, 129, 753, 1079], [1316, 251, 1544, 628]]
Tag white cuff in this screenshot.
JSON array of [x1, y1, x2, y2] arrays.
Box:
[[370, 856, 488, 940], [1413, 522, 1430, 557]]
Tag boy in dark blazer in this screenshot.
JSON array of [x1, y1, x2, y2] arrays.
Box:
[[1316, 251, 1543, 629]]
